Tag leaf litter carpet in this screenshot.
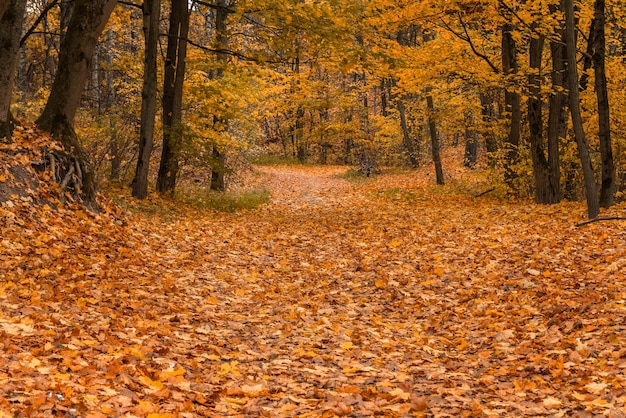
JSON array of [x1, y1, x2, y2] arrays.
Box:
[[2, 159, 626, 416]]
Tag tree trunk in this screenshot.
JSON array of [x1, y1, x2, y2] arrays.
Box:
[[528, 31, 560, 204], [132, 0, 161, 199], [35, 0, 118, 207], [427, 95, 444, 185], [587, 0, 615, 207], [565, 0, 599, 219], [0, 0, 27, 141], [397, 99, 419, 168], [0, 3, 9, 21], [547, 14, 566, 203], [501, 22, 521, 188], [480, 92, 498, 166], [209, 0, 232, 191], [463, 111, 478, 168], [157, 0, 189, 194]]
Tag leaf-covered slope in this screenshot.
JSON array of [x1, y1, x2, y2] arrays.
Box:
[[1, 146, 626, 416]]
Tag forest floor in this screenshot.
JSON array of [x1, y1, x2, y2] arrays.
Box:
[[2, 132, 626, 417]]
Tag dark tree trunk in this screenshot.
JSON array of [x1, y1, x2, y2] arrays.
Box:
[[565, 0, 599, 219], [0, 3, 9, 21], [397, 99, 419, 168], [36, 0, 118, 207], [0, 0, 27, 141], [585, 0, 615, 207], [209, 0, 232, 191], [132, 0, 161, 199], [427, 95, 444, 185], [501, 22, 521, 187], [480, 92, 498, 166], [157, 0, 189, 194], [463, 111, 478, 168], [547, 13, 566, 203], [528, 31, 560, 203]]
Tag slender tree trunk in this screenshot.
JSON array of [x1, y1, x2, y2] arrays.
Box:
[[528, 31, 560, 203], [397, 99, 419, 168], [587, 0, 614, 207], [426, 95, 444, 185], [210, 0, 232, 191], [132, 0, 161, 199], [480, 92, 498, 167], [547, 15, 566, 203], [0, 0, 27, 141], [36, 0, 118, 206], [157, 0, 189, 194], [463, 111, 478, 168], [501, 22, 521, 188], [565, 0, 599, 219]]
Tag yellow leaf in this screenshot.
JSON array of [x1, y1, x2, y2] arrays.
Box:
[[139, 376, 164, 391], [340, 341, 354, 350]]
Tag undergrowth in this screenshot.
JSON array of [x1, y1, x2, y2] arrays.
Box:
[[178, 188, 271, 212]]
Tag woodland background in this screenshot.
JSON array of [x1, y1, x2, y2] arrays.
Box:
[[2, 1, 626, 416], [0, 0, 625, 214]]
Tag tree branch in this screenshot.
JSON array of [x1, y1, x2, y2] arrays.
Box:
[[439, 16, 500, 74], [20, 0, 61, 47], [575, 216, 626, 227]]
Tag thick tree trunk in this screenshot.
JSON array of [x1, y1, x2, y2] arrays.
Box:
[[157, 0, 189, 194], [565, 0, 599, 219], [0, 0, 27, 141], [132, 0, 161, 199], [426, 95, 444, 185], [501, 22, 521, 188], [36, 0, 118, 206], [0, 3, 9, 21]]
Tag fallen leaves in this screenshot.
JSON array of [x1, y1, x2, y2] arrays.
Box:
[[2, 136, 626, 415]]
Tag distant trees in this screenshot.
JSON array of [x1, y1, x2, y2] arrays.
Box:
[[0, 0, 624, 217]]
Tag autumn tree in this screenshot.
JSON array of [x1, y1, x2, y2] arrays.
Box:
[[157, 0, 189, 194], [132, 0, 161, 199], [0, 0, 27, 141], [564, 0, 599, 218], [35, 0, 118, 205], [581, 0, 615, 207]]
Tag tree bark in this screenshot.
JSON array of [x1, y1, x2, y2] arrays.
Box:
[[564, 0, 599, 219], [35, 0, 118, 206], [586, 0, 615, 207], [397, 99, 419, 168], [0, 0, 27, 141], [209, 0, 232, 191], [528, 31, 560, 204], [463, 111, 478, 168], [427, 95, 444, 185], [547, 12, 566, 203], [501, 22, 520, 188], [479, 92, 497, 166], [0, 3, 9, 21], [157, 0, 189, 194], [132, 0, 161, 199]]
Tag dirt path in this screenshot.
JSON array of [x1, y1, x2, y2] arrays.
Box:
[[249, 165, 356, 208], [2, 165, 626, 416]]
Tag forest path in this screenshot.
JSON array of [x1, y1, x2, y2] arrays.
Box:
[[247, 165, 357, 208], [3, 163, 626, 416]]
